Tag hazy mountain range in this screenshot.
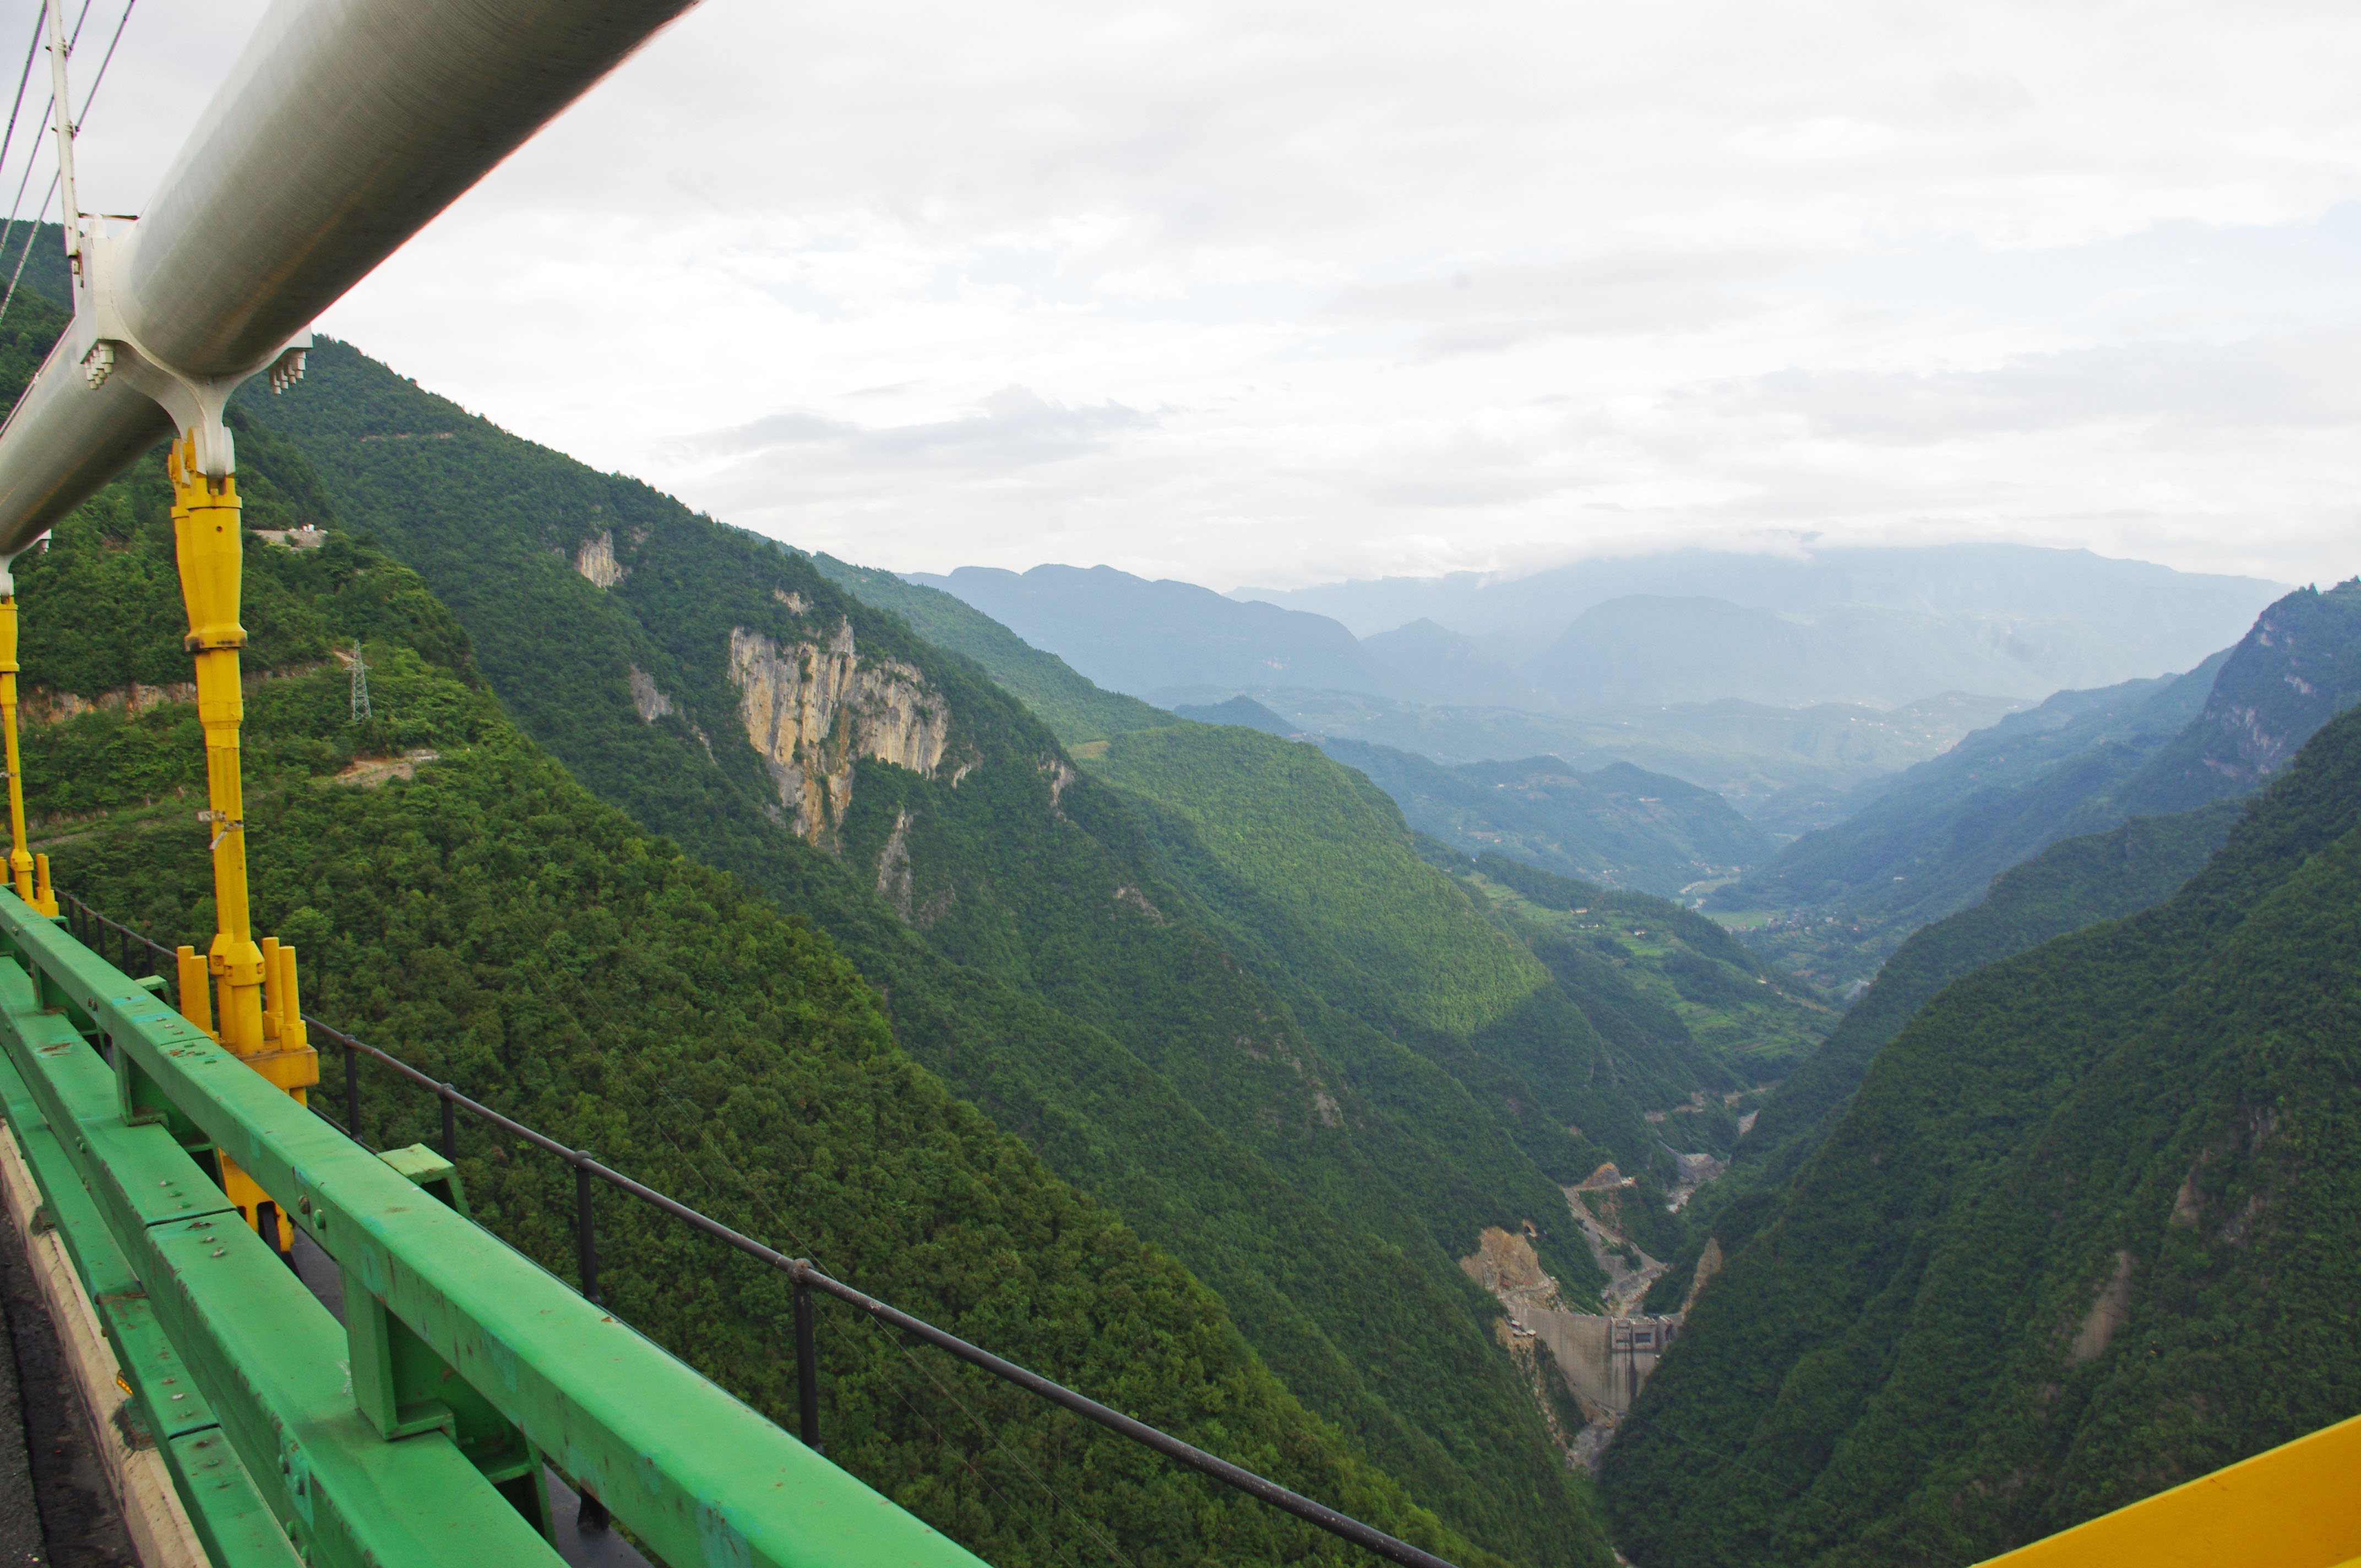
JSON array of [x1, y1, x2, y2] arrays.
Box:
[[913, 549, 2285, 779], [1241, 543, 2284, 668]]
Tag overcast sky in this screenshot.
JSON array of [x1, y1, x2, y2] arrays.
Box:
[[39, 0, 2361, 592]]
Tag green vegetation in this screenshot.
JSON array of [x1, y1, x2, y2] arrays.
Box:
[[1737, 800, 2242, 1183], [1600, 700, 2361, 1566], [232, 339, 1615, 1567], [1722, 585, 2360, 993], [1087, 726, 1550, 1040], [1309, 742, 1770, 900], [14, 461, 1485, 1568], [1459, 854, 1831, 1115], [1078, 723, 1809, 1264], [810, 552, 1171, 746], [1636, 799, 2242, 1316]]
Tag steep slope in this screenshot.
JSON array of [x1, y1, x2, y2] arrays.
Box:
[[913, 564, 1411, 700], [2109, 581, 2361, 814], [1315, 741, 1770, 898], [1601, 701, 2361, 1566], [1076, 723, 1818, 1259], [1729, 660, 2222, 914], [240, 340, 1611, 1567], [1460, 854, 1832, 1109], [1724, 584, 2361, 989], [12, 454, 1481, 1568], [1732, 800, 2242, 1185]]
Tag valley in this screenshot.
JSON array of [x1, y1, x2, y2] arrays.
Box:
[[1, 249, 2353, 1568]]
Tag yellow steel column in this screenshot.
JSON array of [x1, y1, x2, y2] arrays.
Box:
[[167, 433, 315, 1244], [0, 592, 40, 908]]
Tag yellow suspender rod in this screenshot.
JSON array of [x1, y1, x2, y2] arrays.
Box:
[[166, 433, 314, 1247]]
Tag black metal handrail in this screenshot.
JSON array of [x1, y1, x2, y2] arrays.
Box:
[[56, 894, 1456, 1568]]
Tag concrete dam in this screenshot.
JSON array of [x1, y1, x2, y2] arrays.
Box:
[[1510, 1308, 1682, 1417]]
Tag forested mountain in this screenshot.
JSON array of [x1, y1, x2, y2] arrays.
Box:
[[815, 584, 1777, 900], [1310, 744, 1768, 899], [1731, 800, 2242, 1188], [1723, 582, 2361, 989], [1075, 726, 1829, 1263], [935, 547, 2275, 717], [1600, 700, 2361, 1565], [1452, 854, 1828, 1131], [234, 339, 1624, 1566], [7, 404, 1478, 1568]]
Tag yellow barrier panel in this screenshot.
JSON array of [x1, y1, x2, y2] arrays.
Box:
[[1974, 1414, 2361, 1568]]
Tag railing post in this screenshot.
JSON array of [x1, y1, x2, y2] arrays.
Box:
[[796, 1274, 822, 1453], [344, 1037, 361, 1142], [575, 1155, 598, 1304], [440, 1084, 457, 1161]]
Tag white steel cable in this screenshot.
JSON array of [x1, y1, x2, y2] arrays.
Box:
[[0, 168, 53, 322], [70, 0, 130, 130], [0, 12, 46, 199]]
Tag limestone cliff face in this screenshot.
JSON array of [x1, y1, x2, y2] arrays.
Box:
[[575, 531, 625, 589], [728, 620, 953, 841]]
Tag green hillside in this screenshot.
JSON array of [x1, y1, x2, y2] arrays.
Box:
[[1724, 585, 2361, 994], [235, 339, 1614, 1567], [1636, 798, 2242, 1315], [1311, 742, 1770, 899], [811, 552, 1171, 746], [11, 449, 1478, 1568], [1600, 700, 2361, 1566], [1459, 854, 1832, 1123], [1087, 726, 1551, 1039], [1078, 723, 1807, 1262], [1737, 799, 2242, 1183]]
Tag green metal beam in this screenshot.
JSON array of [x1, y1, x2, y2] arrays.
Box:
[[0, 893, 991, 1568], [0, 949, 563, 1567], [0, 1051, 300, 1567]]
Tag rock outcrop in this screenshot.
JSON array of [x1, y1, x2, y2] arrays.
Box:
[[628, 666, 674, 723], [575, 531, 625, 590], [728, 621, 953, 842]]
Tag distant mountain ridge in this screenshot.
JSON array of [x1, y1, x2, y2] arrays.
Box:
[[908, 563, 1411, 699], [1727, 580, 2361, 978], [915, 551, 2277, 780], [1243, 543, 2282, 656]]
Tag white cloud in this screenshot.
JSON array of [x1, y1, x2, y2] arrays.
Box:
[[29, 0, 2361, 591]]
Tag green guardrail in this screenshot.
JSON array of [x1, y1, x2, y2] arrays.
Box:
[[0, 889, 989, 1568]]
